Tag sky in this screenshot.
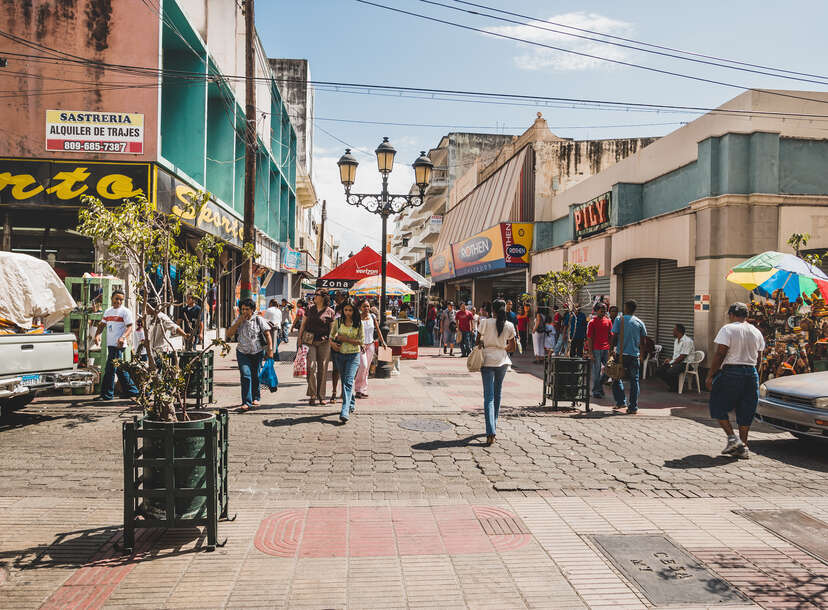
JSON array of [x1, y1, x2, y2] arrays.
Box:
[[256, 0, 828, 256]]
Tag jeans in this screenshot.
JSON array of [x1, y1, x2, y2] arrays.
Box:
[[333, 351, 361, 419], [100, 346, 138, 399], [554, 333, 568, 356], [612, 355, 641, 411], [481, 364, 508, 436], [237, 350, 263, 408], [657, 362, 684, 392], [709, 365, 759, 426], [591, 349, 608, 396], [460, 330, 473, 357]]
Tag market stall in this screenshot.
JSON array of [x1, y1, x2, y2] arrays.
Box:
[[727, 251, 828, 381]]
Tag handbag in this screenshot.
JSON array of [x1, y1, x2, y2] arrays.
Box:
[[467, 344, 484, 372], [605, 314, 626, 379], [302, 331, 316, 345], [293, 345, 308, 377], [377, 346, 393, 362]]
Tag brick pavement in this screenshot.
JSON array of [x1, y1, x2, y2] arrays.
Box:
[[0, 343, 826, 608]]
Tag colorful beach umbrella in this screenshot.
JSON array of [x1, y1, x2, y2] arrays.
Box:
[[349, 275, 414, 297], [726, 251, 828, 301]]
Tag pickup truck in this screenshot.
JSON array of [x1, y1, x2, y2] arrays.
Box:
[[0, 332, 94, 415]]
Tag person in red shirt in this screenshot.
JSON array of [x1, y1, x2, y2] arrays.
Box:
[[586, 303, 613, 398], [516, 304, 530, 352], [455, 302, 474, 357]]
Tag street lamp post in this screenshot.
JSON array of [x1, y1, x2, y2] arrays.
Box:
[[338, 138, 433, 377]]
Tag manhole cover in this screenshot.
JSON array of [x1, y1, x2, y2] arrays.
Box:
[[591, 534, 746, 606], [398, 418, 452, 432], [738, 510, 828, 563]]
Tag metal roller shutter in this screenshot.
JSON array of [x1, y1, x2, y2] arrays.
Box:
[[577, 276, 611, 310], [656, 261, 695, 359], [621, 259, 658, 341]]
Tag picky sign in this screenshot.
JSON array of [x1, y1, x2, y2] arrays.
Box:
[[573, 192, 611, 239]]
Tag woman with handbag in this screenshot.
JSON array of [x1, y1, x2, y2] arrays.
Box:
[[355, 298, 385, 398], [296, 290, 335, 405], [329, 300, 364, 423], [476, 299, 517, 446], [226, 298, 274, 412]]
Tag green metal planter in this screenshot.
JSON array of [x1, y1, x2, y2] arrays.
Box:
[[122, 408, 233, 553], [541, 356, 591, 412]]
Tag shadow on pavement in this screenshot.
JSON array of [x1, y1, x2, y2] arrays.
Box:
[[0, 411, 57, 431], [262, 412, 342, 427], [663, 454, 737, 469], [411, 434, 488, 450], [747, 438, 828, 472]]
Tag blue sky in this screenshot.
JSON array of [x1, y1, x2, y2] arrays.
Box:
[[257, 0, 828, 255]]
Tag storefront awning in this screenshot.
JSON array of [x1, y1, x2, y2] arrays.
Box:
[[434, 147, 527, 253]]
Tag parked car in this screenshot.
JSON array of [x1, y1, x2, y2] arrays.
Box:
[[0, 252, 94, 416], [757, 372, 828, 440]]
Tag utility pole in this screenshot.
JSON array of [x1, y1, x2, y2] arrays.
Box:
[[316, 199, 326, 284], [240, 0, 257, 300]]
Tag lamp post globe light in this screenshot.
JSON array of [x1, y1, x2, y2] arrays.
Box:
[[337, 138, 433, 378]]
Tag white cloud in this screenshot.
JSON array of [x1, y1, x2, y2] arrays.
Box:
[[485, 12, 634, 71]]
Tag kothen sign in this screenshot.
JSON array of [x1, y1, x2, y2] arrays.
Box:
[[574, 192, 611, 239]]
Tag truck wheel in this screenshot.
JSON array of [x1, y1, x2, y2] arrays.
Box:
[[2, 394, 35, 413]]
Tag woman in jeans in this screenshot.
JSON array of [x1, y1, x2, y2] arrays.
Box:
[[477, 299, 516, 445], [355, 298, 386, 398], [296, 290, 335, 405], [330, 300, 364, 423], [226, 298, 274, 412]]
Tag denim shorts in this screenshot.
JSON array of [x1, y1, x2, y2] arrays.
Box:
[[708, 365, 759, 426]]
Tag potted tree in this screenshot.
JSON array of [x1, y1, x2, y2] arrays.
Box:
[[77, 193, 250, 551], [536, 262, 598, 411]]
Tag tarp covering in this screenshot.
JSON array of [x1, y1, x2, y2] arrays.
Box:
[[318, 246, 430, 289], [0, 252, 76, 330]]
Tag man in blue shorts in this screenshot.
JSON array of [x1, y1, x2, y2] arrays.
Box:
[[705, 302, 766, 460]]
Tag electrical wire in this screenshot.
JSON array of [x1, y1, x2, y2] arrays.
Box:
[[352, 0, 828, 107], [422, 0, 828, 85]]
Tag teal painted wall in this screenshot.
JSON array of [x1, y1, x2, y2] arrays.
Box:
[[780, 138, 828, 194], [205, 82, 236, 207], [640, 162, 702, 219]]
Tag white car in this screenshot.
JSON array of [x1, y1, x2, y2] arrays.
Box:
[[757, 372, 828, 440]]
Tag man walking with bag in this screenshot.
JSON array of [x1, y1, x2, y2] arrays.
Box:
[[705, 302, 765, 459], [610, 300, 647, 414]]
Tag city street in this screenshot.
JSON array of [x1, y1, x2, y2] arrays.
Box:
[[1, 345, 826, 609]]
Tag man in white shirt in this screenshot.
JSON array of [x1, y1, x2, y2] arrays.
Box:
[[145, 301, 187, 354], [93, 289, 139, 401], [705, 302, 766, 460], [264, 298, 283, 349], [657, 324, 695, 392]]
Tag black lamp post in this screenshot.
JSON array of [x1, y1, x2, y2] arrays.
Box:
[[338, 138, 433, 377]]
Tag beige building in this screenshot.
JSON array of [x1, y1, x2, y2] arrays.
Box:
[[531, 90, 828, 360]]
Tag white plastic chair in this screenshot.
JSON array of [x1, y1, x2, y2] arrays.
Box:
[[642, 344, 662, 380], [678, 350, 705, 394]]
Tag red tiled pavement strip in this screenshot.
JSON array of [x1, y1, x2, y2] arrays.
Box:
[[254, 505, 531, 559]]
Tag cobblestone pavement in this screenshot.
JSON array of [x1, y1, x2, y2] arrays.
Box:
[[1, 344, 826, 608]]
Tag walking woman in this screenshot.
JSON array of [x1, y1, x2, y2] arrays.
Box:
[[478, 299, 517, 445], [517, 303, 530, 352], [226, 298, 274, 412], [531, 310, 546, 363], [355, 298, 385, 398], [296, 290, 335, 405], [330, 299, 364, 423]]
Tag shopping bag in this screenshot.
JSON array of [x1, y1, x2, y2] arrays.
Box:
[[466, 345, 484, 372], [259, 357, 279, 392], [293, 345, 309, 377], [377, 346, 393, 363]]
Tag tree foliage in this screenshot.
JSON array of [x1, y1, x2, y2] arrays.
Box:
[[788, 233, 826, 269], [76, 193, 241, 422], [536, 263, 599, 311]]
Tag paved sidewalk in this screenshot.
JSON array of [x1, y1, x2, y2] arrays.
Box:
[[0, 342, 826, 608]]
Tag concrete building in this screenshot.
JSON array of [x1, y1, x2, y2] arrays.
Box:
[[531, 90, 828, 360], [431, 114, 656, 305], [392, 132, 515, 275], [0, 0, 302, 322]]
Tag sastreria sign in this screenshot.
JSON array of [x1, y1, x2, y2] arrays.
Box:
[[573, 192, 611, 239]]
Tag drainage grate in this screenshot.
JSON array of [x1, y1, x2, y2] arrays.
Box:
[[473, 506, 530, 535], [398, 418, 452, 432], [413, 377, 447, 386], [738, 510, 828, 563], [591, 534, 746, 606]]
